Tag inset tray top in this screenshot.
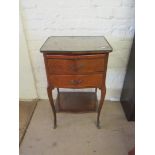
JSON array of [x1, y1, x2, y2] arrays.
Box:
[[40, 36, 112, 53]]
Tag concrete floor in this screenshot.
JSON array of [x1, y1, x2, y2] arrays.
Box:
[[20, 100, 135, 155]]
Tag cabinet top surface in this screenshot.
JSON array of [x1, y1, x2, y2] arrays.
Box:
[[40, 36, 112, 53]]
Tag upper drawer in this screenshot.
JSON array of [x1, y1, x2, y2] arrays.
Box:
[[45, 54, 108, 74]]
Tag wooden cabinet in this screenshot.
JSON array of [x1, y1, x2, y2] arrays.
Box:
[[40, 36, 112, 128], [121, 37, 135, 121]]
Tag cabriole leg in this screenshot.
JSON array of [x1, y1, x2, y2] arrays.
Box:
[[97, 87, 106, 129], [47, 86, 57, 129]]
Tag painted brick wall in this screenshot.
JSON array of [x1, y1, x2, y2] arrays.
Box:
[[20, 0, 135, 101], [19, 14, 38, 100]]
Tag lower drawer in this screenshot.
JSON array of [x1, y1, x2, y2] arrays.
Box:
[[49, 74, 103, 88]]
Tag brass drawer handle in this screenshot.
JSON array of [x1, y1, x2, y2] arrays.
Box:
[[77, 64, 84, 70], [70, 64, 84, 71], [70, 80, 82, 85]]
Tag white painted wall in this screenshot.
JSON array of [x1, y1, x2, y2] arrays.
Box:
[[19, 14, 38, 100], [20, 0, 135, 101]]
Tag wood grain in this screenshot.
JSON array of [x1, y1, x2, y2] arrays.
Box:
[[49, 74, 103, 88], [47, 57, 107, 74]]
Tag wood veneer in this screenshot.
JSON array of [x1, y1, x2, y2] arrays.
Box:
[[40, 36, 112, 128]]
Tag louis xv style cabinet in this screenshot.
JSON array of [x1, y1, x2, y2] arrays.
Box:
[[40, 36, 112, 129]]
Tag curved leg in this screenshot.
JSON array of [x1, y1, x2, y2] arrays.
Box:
[[97, 86, 106, 129], [47, 86, 57, 129]]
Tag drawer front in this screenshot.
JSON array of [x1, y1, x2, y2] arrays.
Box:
[[49, 74, 103, 88], [46, 54, 108, 74]]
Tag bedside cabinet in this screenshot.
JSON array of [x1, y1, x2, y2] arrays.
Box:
[[40, 36, 112, 128]]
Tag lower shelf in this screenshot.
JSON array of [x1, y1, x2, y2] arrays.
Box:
[[55, 92, 97, 113]]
